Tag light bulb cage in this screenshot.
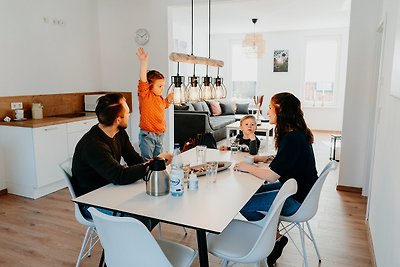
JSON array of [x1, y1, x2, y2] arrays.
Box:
[[167, 75, 187, 105]]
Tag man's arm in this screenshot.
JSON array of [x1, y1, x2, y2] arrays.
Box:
[[86, 140, 146, 185]]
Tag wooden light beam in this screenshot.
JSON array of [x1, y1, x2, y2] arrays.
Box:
[[169, 52, 224, 68]]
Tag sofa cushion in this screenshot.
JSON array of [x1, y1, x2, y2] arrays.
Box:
[[186, 103, 195, 111], [236, 103, 249, 114], [207, 100, 222, 116], [209, 115, 235, 130], [200, 101, 211, 114], [220, 102, 235, 115], [191, 102, 204, 111], [174, 104, 190, 110]]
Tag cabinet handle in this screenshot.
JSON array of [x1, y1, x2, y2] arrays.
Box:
[[44, 127, 58, 131]]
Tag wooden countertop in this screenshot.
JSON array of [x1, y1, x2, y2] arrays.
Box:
[[0, 114, 97, 128]]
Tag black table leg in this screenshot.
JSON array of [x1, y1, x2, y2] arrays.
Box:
[[196, 229, 209, 267], [98, 250, 105, 267]]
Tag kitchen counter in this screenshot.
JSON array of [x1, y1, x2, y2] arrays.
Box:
[[0, 113, 97, 128]]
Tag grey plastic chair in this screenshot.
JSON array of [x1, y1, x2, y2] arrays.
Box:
[[207, 179, 298, 267], [279, 161, 337, 267], [88, 207, 197, 267], [59, 158, 99, 267]]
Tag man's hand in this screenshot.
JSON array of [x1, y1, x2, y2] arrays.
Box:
[[158, 152, 173, 165]]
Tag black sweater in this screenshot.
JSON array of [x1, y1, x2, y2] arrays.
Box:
[[72, 125, 146, 197], [236, 133, 260, 155], [269, 131, 318, 203]]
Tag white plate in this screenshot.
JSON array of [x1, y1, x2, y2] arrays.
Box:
[[13, 118, 27, 121], [190, 161, 232, 177]]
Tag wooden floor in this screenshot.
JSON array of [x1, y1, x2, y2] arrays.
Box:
[[0, 132, 374, 267]]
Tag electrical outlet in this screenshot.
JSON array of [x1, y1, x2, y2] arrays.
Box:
[[11, 102, 23, 110]]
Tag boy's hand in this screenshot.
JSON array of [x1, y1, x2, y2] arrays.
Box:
[[166, 93, 174, 103], [247, 132, 256, 141], [136, 47, 148, 62], [219, 145, 228, 151]]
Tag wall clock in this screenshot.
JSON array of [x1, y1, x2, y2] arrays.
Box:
[[135, 28, 150, 45]]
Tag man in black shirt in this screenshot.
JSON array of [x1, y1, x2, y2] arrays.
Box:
[[72, 93, 172, 229]]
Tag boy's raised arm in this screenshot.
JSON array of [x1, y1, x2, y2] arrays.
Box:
[[136, 47, 148, 82]]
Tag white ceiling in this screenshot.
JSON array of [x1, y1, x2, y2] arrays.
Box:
[[170, 0, 351, 34]]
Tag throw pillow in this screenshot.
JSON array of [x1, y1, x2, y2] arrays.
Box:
[[187, 103, 195, 111], [207, 100, 222, 116], [174, 104, 190, 111], [236, 103, 249, 114], [192, 102, 204, 112], [200, 101, 211, 114], [220, 102, 235, 115]]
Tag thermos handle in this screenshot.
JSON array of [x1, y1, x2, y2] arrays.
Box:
[[144, 169, 153, 182]]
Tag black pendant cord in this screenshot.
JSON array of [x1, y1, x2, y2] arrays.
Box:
[[191, 0, 196, 76], [206, 0, 211, 77], [191, 0, 194, 56]]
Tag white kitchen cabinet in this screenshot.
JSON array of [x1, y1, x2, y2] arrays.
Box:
[[0, 124, 68, 199], [66, 118, 98, 157]]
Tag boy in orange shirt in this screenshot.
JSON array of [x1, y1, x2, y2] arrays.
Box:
[[136, 48, 174, 160]]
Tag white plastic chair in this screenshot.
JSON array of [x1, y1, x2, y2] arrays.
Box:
[[59, 158, 100, 267], [88, 207, 197, 267], [207, 179, 298, 267], [279, 161, 337, 267]]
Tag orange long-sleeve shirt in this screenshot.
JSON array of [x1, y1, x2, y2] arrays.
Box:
[[138, 80, 170, 134]]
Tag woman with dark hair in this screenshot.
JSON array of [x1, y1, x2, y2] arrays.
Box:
[[234, 92, 318, 264]]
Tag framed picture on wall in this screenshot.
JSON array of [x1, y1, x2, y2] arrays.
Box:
[[273, 49, 289, 72]]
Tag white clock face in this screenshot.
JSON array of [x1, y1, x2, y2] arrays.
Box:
[[135, 28, 149, 45]]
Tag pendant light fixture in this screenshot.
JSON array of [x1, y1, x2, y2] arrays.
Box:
[[167, 62, 187, 105], [214, 67, 227, 99], [243, 18, 266, 59], [169, 0, 224, 103]]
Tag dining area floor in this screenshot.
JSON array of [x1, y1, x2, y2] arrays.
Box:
[[0, 131, 374, 267]]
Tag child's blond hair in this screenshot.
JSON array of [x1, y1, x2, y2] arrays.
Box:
[[240, 114, 256, 126]]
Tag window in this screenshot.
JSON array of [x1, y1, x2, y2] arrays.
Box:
[[231, 43, 258, 100], [303, 38, 339, 107]]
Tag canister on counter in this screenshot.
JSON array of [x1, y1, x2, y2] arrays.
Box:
[[32, 103, 43, 119]]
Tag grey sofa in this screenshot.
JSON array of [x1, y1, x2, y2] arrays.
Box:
[[174, 101, 250, 148]]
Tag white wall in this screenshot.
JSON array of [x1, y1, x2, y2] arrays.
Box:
[[97, 0, 181, 151], [0, 0, 101, 96], [195, 28, 349, 131], [366, 0, 400, 266], [339, 0, 381, 191]]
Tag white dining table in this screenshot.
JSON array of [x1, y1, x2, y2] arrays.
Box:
[[73, 148, 264, 267]]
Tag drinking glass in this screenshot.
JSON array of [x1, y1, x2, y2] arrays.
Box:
[[206, 161, 218, 183], [182, 162, 191, 183], [196, 145, 207, 164]]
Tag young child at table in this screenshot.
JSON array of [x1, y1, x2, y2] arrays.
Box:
[[219, 115, 260, 155], [136, 48, 174, 160]]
